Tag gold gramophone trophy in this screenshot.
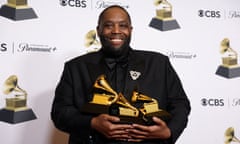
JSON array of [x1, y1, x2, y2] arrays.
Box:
[[0, 0, 37, 21], [131, 91, 171, 124], [149, 0, 180, 31], [81, 75, 171, 125], [0, 75, 36, 124], [81, 75, 140, 124], [224, 127, 240, 144], [216, 38, 240, 78]]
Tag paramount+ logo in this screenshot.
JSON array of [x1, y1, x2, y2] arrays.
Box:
[[198, 9, 221, 18], [201, 98, 224, 107], [59, 0, 87, 8]]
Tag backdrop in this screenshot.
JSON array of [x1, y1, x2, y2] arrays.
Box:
[[0, 0, 240, 144]]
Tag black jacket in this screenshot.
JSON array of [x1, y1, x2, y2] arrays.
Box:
[[51, 49, 191, 144]]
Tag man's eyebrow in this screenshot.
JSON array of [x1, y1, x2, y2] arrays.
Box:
[[103, 20, 130, 23]]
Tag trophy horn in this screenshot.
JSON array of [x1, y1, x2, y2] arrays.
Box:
[[154, 0, 162, 6], [131, 90, 166, 115], [93, 75, 118, 103], [131, 91, 157, 103], [115, 93, 139, 117], [225, 127, 240, 144], [220, 38, 238, 57], [3, 75, 27, 99], [220, 38, 231, 54], [84, 30, 100, 47]]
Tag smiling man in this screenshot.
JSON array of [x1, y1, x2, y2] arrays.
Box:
[[97, 6, 132, 57], [51, 5, 191, 144]]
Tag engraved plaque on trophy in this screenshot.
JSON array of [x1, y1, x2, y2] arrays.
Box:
[[149, 0, 180, 31], [216, 38, 240, 78], [0, 0, 37, 20], [81, 75, 171, 125], [0, 75, 37, 124]]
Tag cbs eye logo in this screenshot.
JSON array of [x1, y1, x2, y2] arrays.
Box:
[[198, 10, 221, 18], [60, 0, 67, 6], [201, 98, 224, 106]]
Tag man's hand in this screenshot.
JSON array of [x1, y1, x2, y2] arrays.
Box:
[[127, 116, 171, 142], [91, 114, 133, 140]]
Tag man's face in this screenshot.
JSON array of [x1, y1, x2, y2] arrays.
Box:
[[97, 7, 132, 56]]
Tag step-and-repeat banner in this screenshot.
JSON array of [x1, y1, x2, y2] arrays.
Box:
[[0, 0, 240, 144]]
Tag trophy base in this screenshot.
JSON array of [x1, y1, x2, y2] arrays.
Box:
[[81, 103, 143, 124], [81, 103, 171, 125], [149, 17, 180, 31], [0, 108, 37, 124], [143, 110, 172, 124], [216, 65, 240, 78], [0, 5, 37, 21], [117, 111, 172, 125]]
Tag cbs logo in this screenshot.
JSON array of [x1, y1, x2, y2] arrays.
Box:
[[201, 98, 224, 106], [59, 0, 87, 7], [198, 10, 221, 18], [0, 42, 7, 52]]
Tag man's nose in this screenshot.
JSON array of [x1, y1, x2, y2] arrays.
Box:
[[112, 25, 121, 33]]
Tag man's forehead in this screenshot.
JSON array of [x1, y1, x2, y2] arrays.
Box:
[[103, 8, 127, 17], [101, 8, 130, 23]]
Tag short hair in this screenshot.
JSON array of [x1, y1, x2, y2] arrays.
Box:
[[97, 5, 132, 26]]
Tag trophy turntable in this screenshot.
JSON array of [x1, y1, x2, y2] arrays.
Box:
[[0, 75, 37, 124], [81, 75, 171, 125]]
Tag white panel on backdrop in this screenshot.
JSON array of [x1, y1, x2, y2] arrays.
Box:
[[1, 0, 240, 144]]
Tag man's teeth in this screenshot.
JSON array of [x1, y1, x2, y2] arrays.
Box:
[[111, 39, 122, 42]]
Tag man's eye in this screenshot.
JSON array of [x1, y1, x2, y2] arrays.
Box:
[[120, 24, 128, 28], [119, 23, 129, 28], [104, 23, 113, 28]]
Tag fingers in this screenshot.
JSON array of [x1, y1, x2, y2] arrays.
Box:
[[94, 114, 165, 141], [128, 138, 144, 142], [114, 129, 144, 142], [107, 126, 134, 140], [131, 123, 148, 132], [152, 116, 165, 125], [115, 138, 144, 142], [101, 114, 120, 123], [111, 129, 131, 139]]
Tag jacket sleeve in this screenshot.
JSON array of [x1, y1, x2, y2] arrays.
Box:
[[165, 58, 191, 143], [51, 61, 93, 137]]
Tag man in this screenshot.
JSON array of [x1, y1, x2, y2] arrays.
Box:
[[51, 5, 191, 144]]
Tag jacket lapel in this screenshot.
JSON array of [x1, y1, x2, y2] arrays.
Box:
[[86, 52, 106, 83]]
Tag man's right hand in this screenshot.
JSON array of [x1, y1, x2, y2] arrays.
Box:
[[91, 114, 133, 140]]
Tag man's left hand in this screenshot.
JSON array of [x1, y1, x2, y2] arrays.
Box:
[[126, 116, 171, 142]]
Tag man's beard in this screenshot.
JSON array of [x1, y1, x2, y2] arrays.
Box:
[[99, 35, 131, 58]]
